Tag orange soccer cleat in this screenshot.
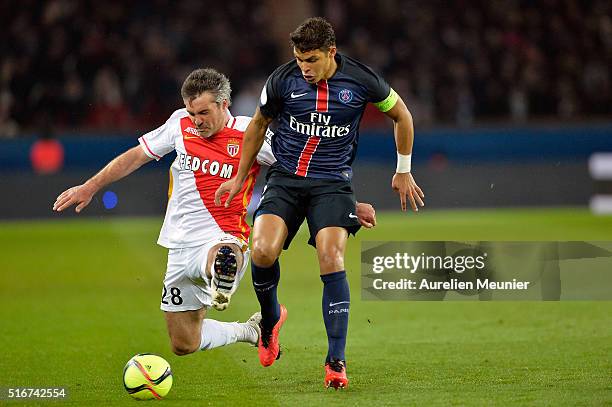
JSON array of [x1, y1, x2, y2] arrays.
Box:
[[325, 359, 348, 389], [257, 304, 288, 367]]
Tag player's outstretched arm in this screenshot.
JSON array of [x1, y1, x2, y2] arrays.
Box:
[[384, 95, 425, 212], [52, 146, 152, 213], [215, 107, 273, 208]]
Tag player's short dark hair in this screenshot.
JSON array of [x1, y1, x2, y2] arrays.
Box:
[[181, 68, 231, 105], [290, 17, 336, 52]]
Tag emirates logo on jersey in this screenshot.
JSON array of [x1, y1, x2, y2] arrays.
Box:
[[227, 140, 240, 157]]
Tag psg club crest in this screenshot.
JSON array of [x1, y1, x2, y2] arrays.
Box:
[[227, 142, 240, 157], [339, 89, 353, 104]]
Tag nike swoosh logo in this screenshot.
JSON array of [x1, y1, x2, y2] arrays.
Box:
[[291, 92, 308, 99], [348, 213, 358, 219], [329, 301, 350, 307]]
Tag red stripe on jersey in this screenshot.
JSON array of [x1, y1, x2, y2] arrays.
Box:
[[181, 117, 260, 240], [139, 136, 162, 160], [316, 80, 328, 112], [295, 136, 321, 177], [229, 117, 236, 129]]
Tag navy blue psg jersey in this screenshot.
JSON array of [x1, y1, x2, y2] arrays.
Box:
[[259, 53, 396, 180]]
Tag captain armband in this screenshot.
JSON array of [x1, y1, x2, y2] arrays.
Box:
[[373, 88, 399, 113]]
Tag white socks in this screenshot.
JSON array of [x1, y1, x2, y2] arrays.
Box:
[[199, 319, 258, 351]]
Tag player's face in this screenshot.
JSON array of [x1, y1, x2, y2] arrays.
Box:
[[294, 47, 337, 84], [183, 92, 229, 138]]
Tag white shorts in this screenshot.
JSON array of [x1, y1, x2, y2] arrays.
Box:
[[160, 235, 249, 312]]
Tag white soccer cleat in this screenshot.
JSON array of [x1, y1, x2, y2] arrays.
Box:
[[211, 246, 238, 311], [212, 292, 231, 311], [245, 312, 262, 346]]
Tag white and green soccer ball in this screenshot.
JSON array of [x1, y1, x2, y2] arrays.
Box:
[[123, 354, 173, 400]]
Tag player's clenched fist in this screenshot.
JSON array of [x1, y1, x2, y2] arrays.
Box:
[[355, 202, 376, 228], [52, 183, 97, 213], [392, 172, 425, 212]]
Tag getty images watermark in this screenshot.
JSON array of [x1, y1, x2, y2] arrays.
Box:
[[361, 242, 612, 301]]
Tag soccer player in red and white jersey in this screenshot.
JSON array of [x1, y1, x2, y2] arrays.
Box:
[[53, 68, 377, 358]]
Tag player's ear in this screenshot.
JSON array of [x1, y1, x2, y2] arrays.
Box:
[[221, 99, 229, 110], [328, 46, 337, 58]]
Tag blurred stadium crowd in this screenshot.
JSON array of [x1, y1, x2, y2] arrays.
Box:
[[1, 0, 611, 137]]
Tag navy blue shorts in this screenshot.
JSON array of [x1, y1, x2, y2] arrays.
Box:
[[254, 164, 361, 248]]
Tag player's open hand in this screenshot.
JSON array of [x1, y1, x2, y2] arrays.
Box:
[[214, 179, 242, 208], [392, 172, 425, 212], [52, 184, 96, 213], [355, 202, 376, 228]]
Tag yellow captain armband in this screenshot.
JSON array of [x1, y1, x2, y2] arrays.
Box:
[[373, 88, 399, 112]]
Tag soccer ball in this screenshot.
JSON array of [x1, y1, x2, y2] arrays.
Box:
[[123, 354, 173, 400]]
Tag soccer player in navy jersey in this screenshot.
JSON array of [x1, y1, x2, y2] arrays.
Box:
[[215, 17, 424, 389]]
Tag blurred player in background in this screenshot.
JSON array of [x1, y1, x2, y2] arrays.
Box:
[[216, 17, 424, 388], [53, 68, 376, 358]]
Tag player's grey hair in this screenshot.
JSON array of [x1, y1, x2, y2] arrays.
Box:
[[181, 68, 232, 105]]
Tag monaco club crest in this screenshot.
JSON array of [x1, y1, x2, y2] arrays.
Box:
[[227, 141, 240, 157]]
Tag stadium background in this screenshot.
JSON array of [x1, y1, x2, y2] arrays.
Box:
[[1, 1, 611, 405]]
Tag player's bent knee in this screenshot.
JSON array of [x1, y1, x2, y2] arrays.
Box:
[[318, 249, 345, 272], [319, 255, 344, 272], [251, 242, 279, 268], [164, 309, 205, 356], [252, 250, 276, 268], [170, 340, 199, 356]]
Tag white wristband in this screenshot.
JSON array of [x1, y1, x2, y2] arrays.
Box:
[[396, 152, 412, 173]]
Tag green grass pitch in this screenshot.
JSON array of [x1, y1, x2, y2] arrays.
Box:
[[1, 208, 611, 406]]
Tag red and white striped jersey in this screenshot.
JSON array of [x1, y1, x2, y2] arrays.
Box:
[[139, 109, 275, 248]]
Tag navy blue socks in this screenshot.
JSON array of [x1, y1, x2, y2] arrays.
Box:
[[321, 271, 350, 362], [251, 260, 281, 330]]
